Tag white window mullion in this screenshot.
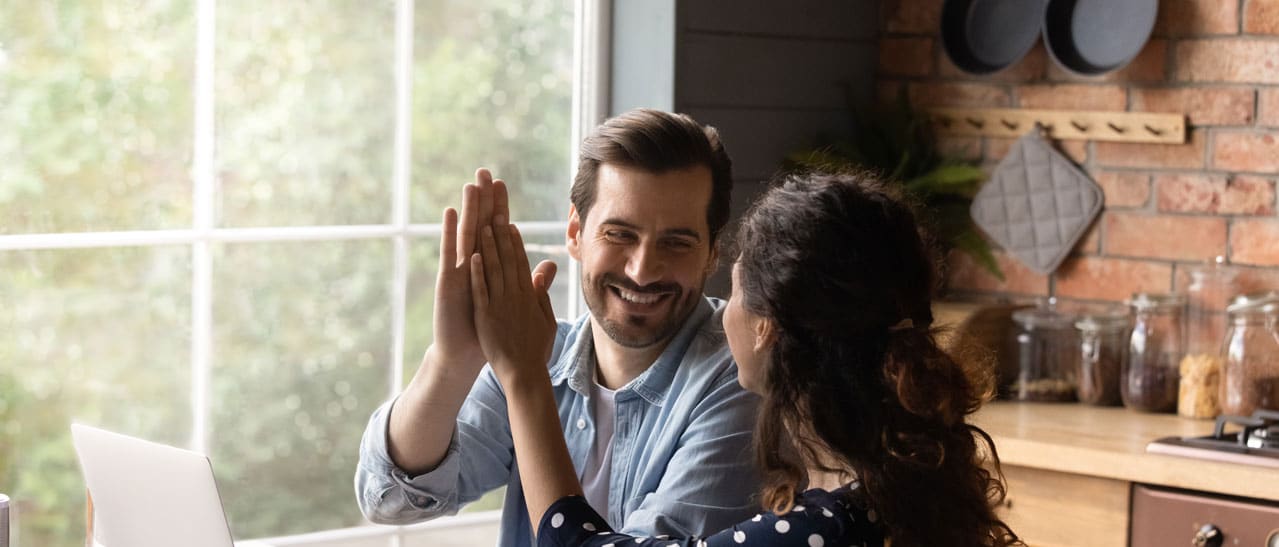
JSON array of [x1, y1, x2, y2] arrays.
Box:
[[191, 0, 217, 454], [389, 0, 414, 404]]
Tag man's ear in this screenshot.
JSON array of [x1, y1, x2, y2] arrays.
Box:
[[566, 205, 582, 261], [704, 240, 721, 277], [754, 317, 778, 354]]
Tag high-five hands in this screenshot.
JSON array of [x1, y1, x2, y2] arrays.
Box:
[[468, 216, 559, 382]]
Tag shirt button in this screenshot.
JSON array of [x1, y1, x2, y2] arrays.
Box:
[[576, 418, 587, 430]]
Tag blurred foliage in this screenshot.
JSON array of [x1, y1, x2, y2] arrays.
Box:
[[786, 91, 1003, 281], [0, 0, 574, 545]]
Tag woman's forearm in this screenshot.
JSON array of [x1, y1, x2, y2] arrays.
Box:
[[499, 365, 584, 534]]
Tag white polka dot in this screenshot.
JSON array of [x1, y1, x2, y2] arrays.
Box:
[[598, 531, 611, 535], [550, 513, 565, 528], [576, 418, 587, 430], [656, 535, 670, 540], [733, 530, 747, 543], [603, 544, 614, 547], [697, 540, 708, 547], [792, 505, 806, 512], [751, 514, 762, 522], [774, 520, 791, 533], [866, 508, 878, 523], [821, 507, 833, 517], [807, 533, 824, 547], [583, 522, 596, 532], [634, 538, 645, 544]]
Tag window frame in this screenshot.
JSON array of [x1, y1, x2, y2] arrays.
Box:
[[0, 0, 609, 544]]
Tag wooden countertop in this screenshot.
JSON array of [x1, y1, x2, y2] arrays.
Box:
[[971, 402, 1279, 501]]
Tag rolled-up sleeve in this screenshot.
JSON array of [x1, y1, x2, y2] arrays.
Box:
[[355, 366, 516, 524]]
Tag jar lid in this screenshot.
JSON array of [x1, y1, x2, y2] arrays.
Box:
[[1226, 291, 1279, 314], [1187, 255, 1239, 281], [1129, 292, 1187, 310], [1074, 309, 1130, 331], [1012, 308, 1076, 329]]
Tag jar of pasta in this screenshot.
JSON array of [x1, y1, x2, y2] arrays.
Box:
[[1178, 258, 1238, 418]]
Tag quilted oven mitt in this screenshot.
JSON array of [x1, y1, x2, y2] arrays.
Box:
[[970, 130, 1104, 276]]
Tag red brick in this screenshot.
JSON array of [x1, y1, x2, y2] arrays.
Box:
[[1231, 219, 1279, 265], [1047, 39, 1169, 83], [1212, 130, 1279, 172], [884, 0, 942, 34], [1130, 87, 1255, 126], [1095, 129, 1207, 169], [936, 135, 982, 161], [1054, 257, 1174, 302], [1174, 39, 1279, 84], [985, 137, 1087, 164], [1074, 222, 1102, 255], [1015, 84, 1127, 111], [1157, 174, 1276, 214], [1106, 212, 1228, 261], [1245, 0, 1279, 34], [946, 250, 1049, 296], [1259, 89, 1279, 126], [1155, 0, 1240, 36], [879, 37, 934, 77], [1093, 171, 1152, 208], [1234, 266, 1279, 292], [909, 82, 1012, 108], [939, 42, 1048, 82]]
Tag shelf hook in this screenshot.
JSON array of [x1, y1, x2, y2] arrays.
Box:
[[1070, 120, 1090, 132], [1107, 122, 1128, 133], [1143, 124, 1164, 136], [965, 117, 985, 129], [1000, 118, 1020, 131]]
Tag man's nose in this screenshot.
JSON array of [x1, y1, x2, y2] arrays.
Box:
[[624, 243, 665, 287]]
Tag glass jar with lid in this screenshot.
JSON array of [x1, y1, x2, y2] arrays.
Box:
[[1011, 306, 1079, 402], [1075, 307, 1129, 406], [1179, 257, 1238, 418], [1220, 291, 1279, 416], [1124, 293, 1187, 412]]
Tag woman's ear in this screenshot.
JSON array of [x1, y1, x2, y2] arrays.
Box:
[[754, 317, 778, 353]]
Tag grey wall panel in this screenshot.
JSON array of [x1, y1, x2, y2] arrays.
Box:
[[686, 108, 853, 181], [676, 33, 876, 110], [611, 0, 676, 114], [681, 0, 879, 41]]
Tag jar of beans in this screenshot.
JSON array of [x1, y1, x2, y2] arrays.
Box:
[[1124, 293, 1187, 413]]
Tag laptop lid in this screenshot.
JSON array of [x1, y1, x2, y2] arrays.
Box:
[[71, 423, 236, 547]]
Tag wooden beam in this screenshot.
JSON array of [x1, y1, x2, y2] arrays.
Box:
[[927, 107, 1186, 144]]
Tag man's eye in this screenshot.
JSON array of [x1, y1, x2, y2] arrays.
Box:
[[663, 239, 694, 251], [604, 230, 635, 242]]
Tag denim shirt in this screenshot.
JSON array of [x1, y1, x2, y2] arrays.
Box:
[[356, 297, 762, 547]]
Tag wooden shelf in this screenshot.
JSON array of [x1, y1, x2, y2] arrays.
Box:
[[927, 107, 1187, 144]]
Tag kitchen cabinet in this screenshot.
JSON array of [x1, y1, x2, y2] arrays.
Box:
[[972, 403, 1279, 547]]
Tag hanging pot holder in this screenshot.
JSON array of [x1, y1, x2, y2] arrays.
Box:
[[970, 129, 1104, 275]]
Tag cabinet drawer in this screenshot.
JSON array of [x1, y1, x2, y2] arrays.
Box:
[[1131, 484, 1279, 547], [998, 464, 1129, 547]]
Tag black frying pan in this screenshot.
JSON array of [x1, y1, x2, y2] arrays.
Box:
[[941, 0, 1047, 75], [1043, 0, 1159, 76]]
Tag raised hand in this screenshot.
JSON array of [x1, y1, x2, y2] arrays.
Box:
[[468, 219, 559, 380], [428, 168, 510, 371]]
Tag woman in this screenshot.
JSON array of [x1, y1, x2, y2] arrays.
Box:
[[467, 170, 1021, 547]]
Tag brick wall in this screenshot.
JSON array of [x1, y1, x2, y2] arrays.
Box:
[[881, 0, 1279, 302]]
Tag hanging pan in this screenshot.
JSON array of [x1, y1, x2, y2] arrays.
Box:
[[941, 0, 1048, 75], [1043, 0, 1159, 76]]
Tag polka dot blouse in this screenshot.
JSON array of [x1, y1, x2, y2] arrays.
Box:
[[537, 483, 885, 547]]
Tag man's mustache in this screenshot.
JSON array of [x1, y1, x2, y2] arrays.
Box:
[[598, 274, 680, 295]]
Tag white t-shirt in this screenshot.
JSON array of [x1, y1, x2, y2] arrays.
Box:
[[579, 377, 617, 519]]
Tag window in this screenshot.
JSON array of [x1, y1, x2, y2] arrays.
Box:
[[0, 0, 599, 544]]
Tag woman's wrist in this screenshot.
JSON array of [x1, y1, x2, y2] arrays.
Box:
[[493, 359, 552, 391]]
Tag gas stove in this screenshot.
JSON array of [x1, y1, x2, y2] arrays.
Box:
[[1146, 410, 1279, 468]]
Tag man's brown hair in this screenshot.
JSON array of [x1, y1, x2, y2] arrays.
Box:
[[571, 109, 733, 242]]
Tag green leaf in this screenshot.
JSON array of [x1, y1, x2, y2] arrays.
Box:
[[953, 228, 1004, 281]]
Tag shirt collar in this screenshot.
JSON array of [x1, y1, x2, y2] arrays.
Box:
[[549, 297, 716, 406]]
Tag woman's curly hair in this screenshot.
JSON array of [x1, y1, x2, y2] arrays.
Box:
[[735, 170, 1021, 547]]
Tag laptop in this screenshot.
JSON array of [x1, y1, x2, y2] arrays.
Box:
[[70, 423, 272, 547]]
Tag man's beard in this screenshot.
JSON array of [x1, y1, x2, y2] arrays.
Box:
[[581, 271, 703, 349]]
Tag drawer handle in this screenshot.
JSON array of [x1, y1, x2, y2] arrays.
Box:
[[1192, 523, 1222, 547]]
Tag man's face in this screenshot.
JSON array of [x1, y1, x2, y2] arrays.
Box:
[[567, 163, 717, 349]]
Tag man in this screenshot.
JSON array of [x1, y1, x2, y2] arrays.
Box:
[[356, 109, 759, 546]]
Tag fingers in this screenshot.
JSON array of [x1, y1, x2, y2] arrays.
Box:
[[469, 253, 489, 312], [457, 184, 479, 266], [480, 226, 504, 298], [493, 179, 510, 226], [509, 225, 534, 291], [494, 223, 522, 293], [439, 208, 458, 272], [476, 168, 495, 229], [533, 260, 558, 321]]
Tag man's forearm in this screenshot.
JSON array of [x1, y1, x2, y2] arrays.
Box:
[[387, 345, 486, 475]]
